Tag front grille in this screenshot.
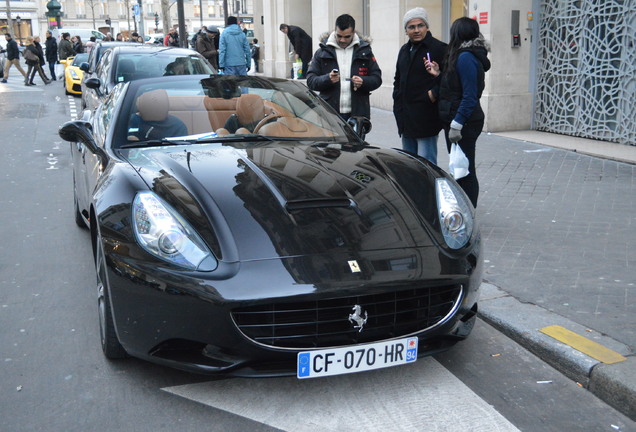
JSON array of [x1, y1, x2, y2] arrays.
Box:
[[232, 284, 463, 349]]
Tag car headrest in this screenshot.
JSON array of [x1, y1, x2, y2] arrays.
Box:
[[137, 89, 169, 122], [236, 94, 265, 125]]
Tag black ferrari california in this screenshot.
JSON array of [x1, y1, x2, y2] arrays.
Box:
[[59, 74, 482, 378]]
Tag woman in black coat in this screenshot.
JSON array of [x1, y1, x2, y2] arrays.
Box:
[[34, 36, 51, 82], [426, 17, 490, 207], [24, 36, 51, 86], [73, 35, 84, 54]]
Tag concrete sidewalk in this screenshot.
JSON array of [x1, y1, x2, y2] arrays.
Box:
[[366, 108, 636, 421]]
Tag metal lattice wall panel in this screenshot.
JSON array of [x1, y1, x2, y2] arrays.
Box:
[[535, 1, 636, 145]]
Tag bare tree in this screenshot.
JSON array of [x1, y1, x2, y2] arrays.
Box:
[[123, 0, 132, 37], [86, 0, 99, 29], [161, 0, 171, 35]]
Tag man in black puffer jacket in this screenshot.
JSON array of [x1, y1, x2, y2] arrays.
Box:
[[392, 7, 447, 165], [306, 14, 382, 121]]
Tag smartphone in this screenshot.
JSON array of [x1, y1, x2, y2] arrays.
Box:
[[426, 52, 431, 63]]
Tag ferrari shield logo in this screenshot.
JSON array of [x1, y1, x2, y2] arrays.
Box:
[[348, 260, 361, 273]]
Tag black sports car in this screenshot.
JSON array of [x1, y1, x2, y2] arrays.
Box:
[[59, 74, 482, 378]]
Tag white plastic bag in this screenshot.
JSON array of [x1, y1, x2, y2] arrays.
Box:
[[449, 143, 469, 179]]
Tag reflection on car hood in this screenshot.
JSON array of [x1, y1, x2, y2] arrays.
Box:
[[122, 142, 442, 261]]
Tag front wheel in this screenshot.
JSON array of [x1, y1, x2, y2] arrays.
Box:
[[95, 232, 127, 359]]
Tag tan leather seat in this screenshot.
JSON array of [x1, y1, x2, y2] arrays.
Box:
[[258, 117, 330, 137], [234, 94, 265, 131], [204, 97, 238, 130]]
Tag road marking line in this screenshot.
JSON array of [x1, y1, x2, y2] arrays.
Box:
[[162, 358, 520, 431], [539, 325, 626, 364]]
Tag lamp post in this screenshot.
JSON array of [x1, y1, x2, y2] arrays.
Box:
[[16, 15, 22, 45]]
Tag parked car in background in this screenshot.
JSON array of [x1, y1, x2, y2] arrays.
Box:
[[144, 33, 164, 45], [61, 53, 89, 95], [52, 28, 106, 43], [82, 45, 214, 111], [0, 47, 6, 78], [58, 73, 482, 377]]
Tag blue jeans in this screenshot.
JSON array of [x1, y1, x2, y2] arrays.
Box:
[[401, 135, 439, 165], [224, 65, 247, 75]]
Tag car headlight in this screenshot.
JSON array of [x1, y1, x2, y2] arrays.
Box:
[[132, 192, 217, 271], [69, 69, 79, 80], [436, 178, 474, 249]]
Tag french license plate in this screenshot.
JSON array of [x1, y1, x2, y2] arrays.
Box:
[[297, 337, 418, 379]]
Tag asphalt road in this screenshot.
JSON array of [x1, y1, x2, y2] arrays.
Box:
[[0, 76, 634, 431]]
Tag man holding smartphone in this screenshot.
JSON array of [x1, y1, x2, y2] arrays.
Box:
[[306, 14, 382, 121]]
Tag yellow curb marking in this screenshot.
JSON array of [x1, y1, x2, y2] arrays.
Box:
[[540, 325, 626, 364]]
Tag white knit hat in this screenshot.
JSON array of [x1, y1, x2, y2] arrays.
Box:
[[403, 7, 430, 29]]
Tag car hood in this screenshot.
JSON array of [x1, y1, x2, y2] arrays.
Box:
[[122, 142, 443, 261]]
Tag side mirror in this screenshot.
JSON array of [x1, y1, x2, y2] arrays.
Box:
[[79, 62, 90, 73], [58, 120, 108, 169], [347, 116, 372, 141], [85, 77, 102, 90]]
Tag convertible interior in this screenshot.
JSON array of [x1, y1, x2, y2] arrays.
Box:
[[131, 89, 336, 140]]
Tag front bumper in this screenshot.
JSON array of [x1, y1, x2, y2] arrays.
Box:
[[104, 240, 482, 376]]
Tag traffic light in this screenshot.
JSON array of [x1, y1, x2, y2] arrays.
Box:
[[154, 13, 159, 31], [105, 18, 111, 26]]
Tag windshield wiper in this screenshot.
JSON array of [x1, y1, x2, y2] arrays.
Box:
[[119, 139, 191, 149], [195, 133, 276, 143]]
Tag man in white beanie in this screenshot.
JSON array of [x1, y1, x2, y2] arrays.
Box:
[[392, 7, 447, 165]]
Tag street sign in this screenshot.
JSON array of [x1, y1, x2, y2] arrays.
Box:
[[133, 4, 140, 16]]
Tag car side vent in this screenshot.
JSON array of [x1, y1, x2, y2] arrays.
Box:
[[286, 198, 355, 212]]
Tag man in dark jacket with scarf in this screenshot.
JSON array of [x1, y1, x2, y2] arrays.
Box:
[[279, 23, 313, 79], [44, 31, 58, 80], [306, 14, 382, 121], [1, 33, 28, 83], [392, 7, 447, 165]]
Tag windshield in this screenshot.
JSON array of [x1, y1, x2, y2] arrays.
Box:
[[122, 76, 352, 146], [72, 54, 89, 66], [114, 52, 213, 84]]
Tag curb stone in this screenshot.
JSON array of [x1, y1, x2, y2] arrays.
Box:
[[478, 282, 636, 421]]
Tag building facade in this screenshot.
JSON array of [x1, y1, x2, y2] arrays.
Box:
[[2, 0, 634, 145], [255, 0, 634, 145]]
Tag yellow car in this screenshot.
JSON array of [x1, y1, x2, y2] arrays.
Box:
[[61, 53, 89, 96]]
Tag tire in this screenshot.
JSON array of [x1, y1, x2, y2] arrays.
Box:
[[73, 176, 87, 228], [95, 231, 127, 359]]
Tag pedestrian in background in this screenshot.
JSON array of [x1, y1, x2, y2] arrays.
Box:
[[24, 36, 50, 86], [44, 30, 58, 81], [73, 35, 84, 54], [393, 7, 447, 165], [251, 38, 260, 73], [58, 33, 74, 62], [196, 28, 218, 69], [165, 28, 179, 47], [218, 16, 251, 75], [1, 33, 28, 83], [306, 14, 382, 121], [116, 33, 124, 42], [85, 36, 96, 55], [104, 33, 114, 41], [33, 36, 52, 83], [192, 26, 207, 48], [279, 23, 312, 79], [426, 17, 491, 207]]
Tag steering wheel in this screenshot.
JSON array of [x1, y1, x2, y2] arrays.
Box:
[[253, 113, 284, 134]]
